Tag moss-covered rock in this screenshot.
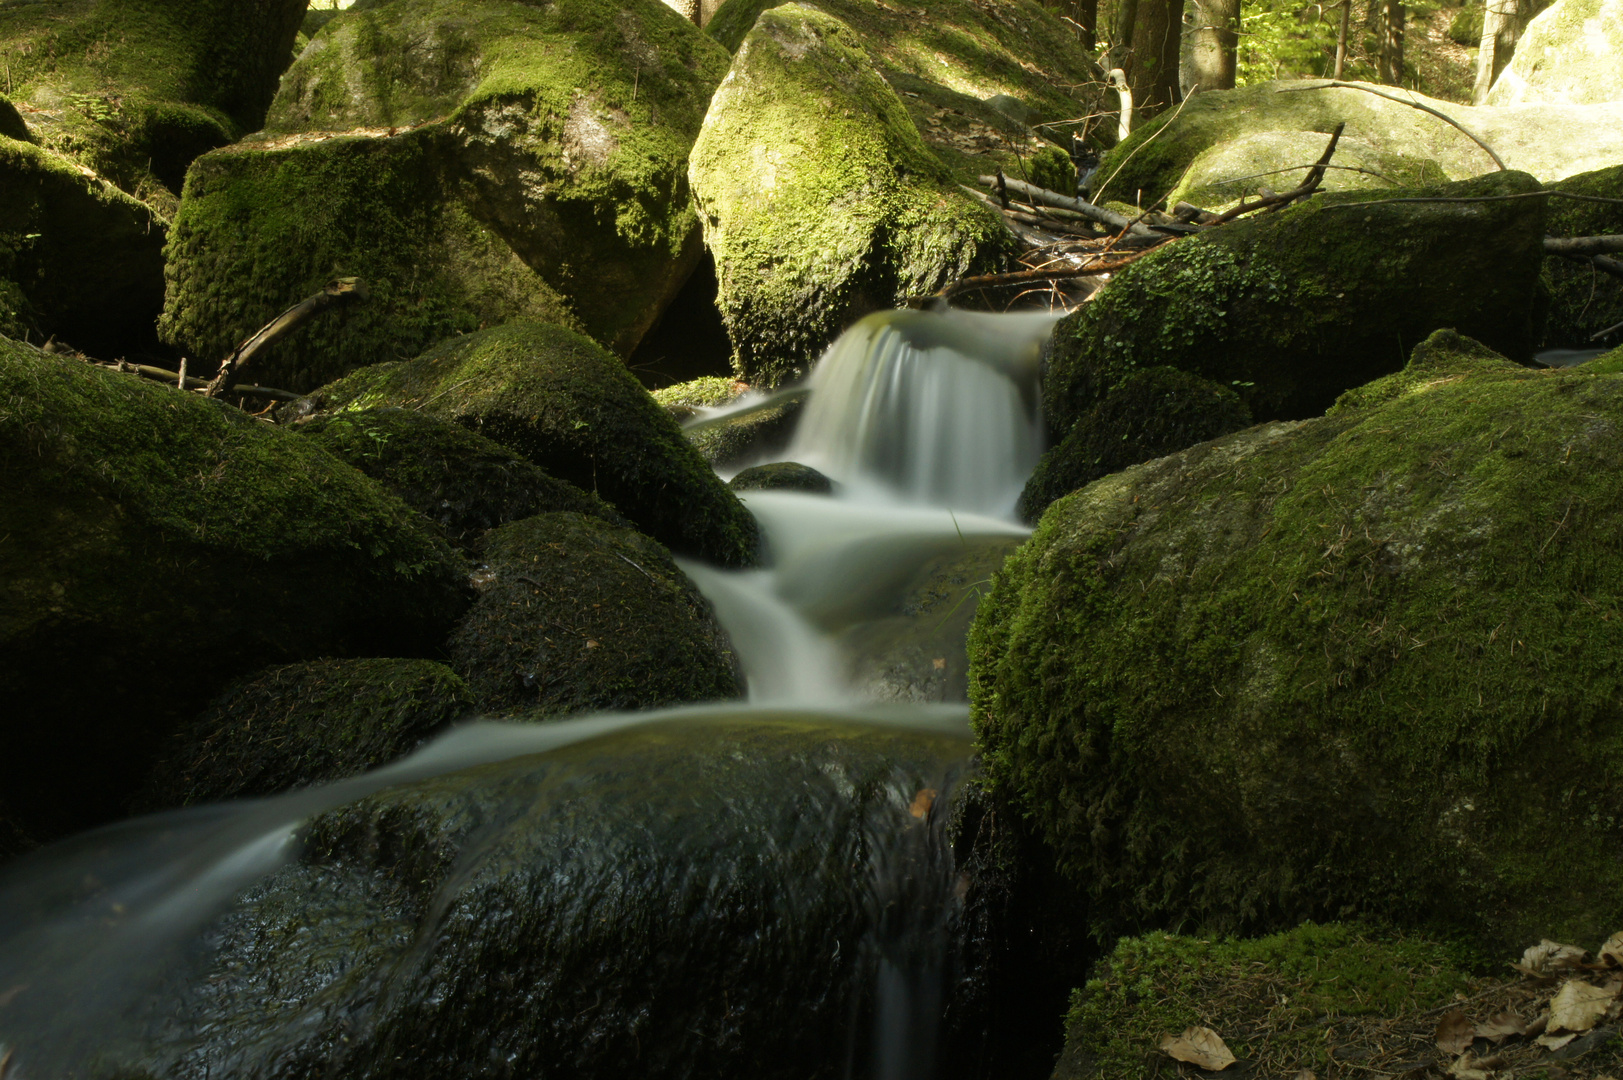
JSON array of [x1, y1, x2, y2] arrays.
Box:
[[1096, 79, 1623, 211], [689, 4, 1012, 386], [449, 513, 744, 716], [1045, 171, 1546, 430], [1017, 367, 1251, 524], [312, 321, 760, 565], [159, 0, 730, 390], [1485, 0, 1623, 105], [1054, 923, 1472, 1080], [970, 329, 1623, 954], [296, 407, 625, 547], [0, 0, 307, 209], [1168, 130, 1447, 213], [0, 335, 469, 840], [651, 373, 743, 420], [141, 657, 473, 807], [729, 460, 833, 493], [118, 714, 971, 1078], [1542, 163, 1623, 350], [683, 389, 806, 466], [0, 135, 167, 356]]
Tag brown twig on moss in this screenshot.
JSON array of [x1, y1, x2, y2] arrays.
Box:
[[206, 277, 369, 398], [1209, 122, 1346, 225], [932, 248, 1164, 301]]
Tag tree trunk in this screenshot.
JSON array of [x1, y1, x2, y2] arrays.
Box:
[[1377, 0, 1404, 84], [1073, 0, 1099, 50], [1128, 0, 1187, 116], [1113, 0, 1141, 69], [1185, 0, 1239, 92], [1334, 0, 1350, 77], [1472, 0, 1520, 103]]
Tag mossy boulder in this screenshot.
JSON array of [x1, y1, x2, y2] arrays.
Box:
[[0, 336, 469, 840], [651, 374, 744, 420], [449, 513, 744, 716], [688, 3, 1011, 386], [1542, 163, 1623, 350], [141, 657, 474, 808], [971, 329, 1623, 954], [1097, 79, 1623, 211], [159, 0, 730, 391], [1485, 0, 1623, 106], [1055, 923, 1472, 1080], [1168, 130, 1447, 213], [729, 461, 833, 493], [110, 715, 971, 1079], [1045, 171, 1546, 430], [1018, 367, 1252, 524], [297, 407, 626, 547], [683, 389, 806, 466], [0, 135, 167, 356], [0, 0, 307, 210], [312, 321, 760, 566]]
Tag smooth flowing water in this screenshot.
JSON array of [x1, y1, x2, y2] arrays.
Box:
[[0, 307, 1057, 1079]]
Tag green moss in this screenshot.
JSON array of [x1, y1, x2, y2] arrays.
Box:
[[1058, 923, 1471, 1080], [314, 320, 760, 566], [651, 374, 740, 415], [141, 657, 473, 807], [691, 3, 1010, 385], [682, 390, 805, 466], [1018, 366, 1252, 523], [1169, 130, 1447, 213], [449, 512, 743, 716], [297, 407, 627, 546], [729, 460, 833, 493], [1027, 144, 1076, 195], [971, 329, 1623, 953], [1540, 163, 1623, 349], [1045, 170, 1546, 430]]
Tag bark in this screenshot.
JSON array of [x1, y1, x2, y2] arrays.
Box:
[[1377, 0, 1405, 84], [1472, 0, 1520, 103], [1185, 0, 1239, 92], [1334, 0, 1351, 77], [1113, 0, 1141, 69], [1128, 0, 1187, 115]]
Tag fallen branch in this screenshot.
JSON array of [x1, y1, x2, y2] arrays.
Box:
[[1209, 123, 1344, 225], [1277, 80, 1506, 171], [1590, 318, 1623, 343], [1205, 161, 1403, 190], [1543, 235, 1623, 258], [206, 277, 369, 398], [100, 359, 302, 401], [933, 248, 1165, 301], [1592, 254, 1623, 281], [959, 185, 1103, 237], [980, 174, 1162, 237]]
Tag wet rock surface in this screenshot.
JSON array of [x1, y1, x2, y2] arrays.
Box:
[[685, 390, 807, 467], [730, 461, 834, 494]]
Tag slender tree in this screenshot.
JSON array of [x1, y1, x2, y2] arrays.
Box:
[[1127, 0, 1187, 115], [1472, 0, 1521, 102], [1185, 0, 1239, 91], [1377, 0, 1404, 84]]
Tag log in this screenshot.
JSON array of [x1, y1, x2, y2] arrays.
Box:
[[1543, 235, 1623, 258], [978, 175, 1163, 237]]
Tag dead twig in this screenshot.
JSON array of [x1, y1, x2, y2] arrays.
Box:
[[1210, 122, 1345, 225], [206, 277, 369, 398], [1589, 318, 1623, 343], [979, 174, 1161, 236], [934, 248, 1163, 301], [1544, 235, 1623, 258], [1276, 80, 1506, 171]]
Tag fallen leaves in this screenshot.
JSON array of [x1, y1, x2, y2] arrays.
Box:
[[1160, 1026, 1237, 1071], [1550, 980, 1618, 1034], [1436, 1008, 1474, 1055]]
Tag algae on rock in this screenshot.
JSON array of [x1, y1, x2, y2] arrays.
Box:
[[689, 4, 1010, 386], [449, 513, 744, 716], [0, 335, 469, 841], [971, 329, 1623, 954], [141, 657, 474, 807], [161, 0, 731, 390], [1044, 170, 1546, 431], [312, 321, 760, 566]]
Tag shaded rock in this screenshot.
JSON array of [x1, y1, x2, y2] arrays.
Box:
[[729, 461, 833, 494], [689, 3, 1010, 386], [159, 0, 730, 391], [0, 337, 469, 841], [0, 0, 307, 210], [0, 798, 34, 865], [449, 513, 744, 717], [1044, 170, 1546, 431], [971, 329, 1623, 954], [312, 321, 759, 566], [112, 715, 972, 1080], [1542, 163, 1623, 350], [1168, 130, 1446, 212], [296, 407, 626, 547], [841, 538, 1021, 703], [1486, 0, 1623, 106], [685, 389, 807, 466], [0, 136, 167, 357], [1018, 367, 1252, 524], [1097, 79, 1623, 211], [141, 658, 473, 808]]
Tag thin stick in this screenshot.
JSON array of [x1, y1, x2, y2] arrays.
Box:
[[1091, 83, 1198, 205], [1206, 161, 1402, 189], [1589, 319, 1623, 343], [935, 249, 1163, 300], [206, 277, 369, 398], [1316, 191, 1623, 209], [1276, 81, 1506, 171], [978, 174, 1160, 236], [1209, 122, 1344, 225]]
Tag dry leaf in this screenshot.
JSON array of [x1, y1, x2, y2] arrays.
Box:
[[1446, 1051, 1491, 1080], [1536, 1031, 1579, 1050], [1600, 931, 1623, 969], [1293, 1072, 1316, 1080], [1475, 1010, 1527, 1041], [1519, 940, 1589, 975], [909, 789, 937, 819], [1160, 1026, 1237, 1071], [1436, 1008, 1475, 1055], [1549, 980, 1614, 1033]]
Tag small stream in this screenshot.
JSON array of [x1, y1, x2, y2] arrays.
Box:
[[0, 307, 1059, 1079]]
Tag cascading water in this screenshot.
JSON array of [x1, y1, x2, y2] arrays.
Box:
[[0, 306, 1057, 1080]]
